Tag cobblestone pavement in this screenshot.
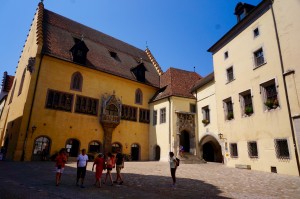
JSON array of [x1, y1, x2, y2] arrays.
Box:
[[0, 161, 300, 199]]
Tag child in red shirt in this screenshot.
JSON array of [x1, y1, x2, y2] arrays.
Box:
[[55, 148, 67, 186]]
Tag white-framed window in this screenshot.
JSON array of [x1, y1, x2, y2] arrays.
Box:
[[226, 66, 234, 83], [247, 141, 258, 158], [201, 106, 210, 126], [239, 90, 254, 116], [254, 48, 265, 67], [153, 110, 157, 126], [230, 143, 238, 158], [274, 139, 290, 159], [160, 108, 166, 124], [260, 79, 279, 110], [223, 97, 234, 120]]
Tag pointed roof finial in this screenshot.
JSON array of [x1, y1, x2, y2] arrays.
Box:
[[193, 66, 195, 72], [81, 34, 84, 41], [41, 0, 44, 3], [146, 41, 148, 49]]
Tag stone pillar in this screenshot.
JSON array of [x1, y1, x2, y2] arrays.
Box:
[[103, 127, 114, 154]]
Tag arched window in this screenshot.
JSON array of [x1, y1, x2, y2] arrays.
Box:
[[135, 89, 143, 105], [70, 72, 83, 91], [89, 141, 102, 153], [112, 142, 122, 153]]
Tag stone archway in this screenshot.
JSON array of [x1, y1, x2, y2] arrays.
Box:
[[199, 135, 222, 163], [179, 130, 190, 153]]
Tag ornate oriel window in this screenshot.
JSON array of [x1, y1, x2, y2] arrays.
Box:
[[70, 72, 83, 91], [46, 89, 73, 112], [135, 89, 143, 105], [75, 95, 98, 115]]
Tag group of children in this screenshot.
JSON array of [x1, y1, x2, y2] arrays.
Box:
[[55, 148, 124, 188]]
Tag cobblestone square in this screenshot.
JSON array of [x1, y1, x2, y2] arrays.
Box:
[[0, 161, 300, 199]]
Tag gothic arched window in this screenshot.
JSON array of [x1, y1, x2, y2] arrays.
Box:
[[70, 72, 83, 91], [135, 89, 143, 105]]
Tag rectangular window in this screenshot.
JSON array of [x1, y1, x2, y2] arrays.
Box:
[[230, 143, 238, 158], [190, 104, 196, 113], [260, 79, 279, 110], [139, 108, 150, 123], [224, 51, 229, 59], [254, 48, 265, 67], [202, 106, 210, 125], [153, 110, 157, 126], [226, 67, 234, 82], [160, 108, 166, 124], [239, 90, 253, 116], [121, 105, 137, 121], [223, 98, 234, 120], [248, 141, 258, 158], [253, 28, 259, 37], [75, 95, 98, 115], [46, 89, 74, 112], [274, 139, 290, 159]]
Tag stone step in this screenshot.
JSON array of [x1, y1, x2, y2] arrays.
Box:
[[178, 153, 207, 164]]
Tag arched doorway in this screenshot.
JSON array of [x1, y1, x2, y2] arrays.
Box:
[[180, 131, 190, 153], [66, 138, 80, 157], [200, 135, 222, 163], [32, 136, 51, 161], [131, 144, 140, 161], [112, 142, 122, 153], [203, 142, 215, 162], [154, 145, 160, 161], [89, 141, 102, 153]]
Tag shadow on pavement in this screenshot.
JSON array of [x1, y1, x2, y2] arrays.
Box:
[[0, 161, 228, 199]]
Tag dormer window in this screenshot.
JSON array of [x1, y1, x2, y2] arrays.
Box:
[[109, 51, 120, 61], [70, 37, 89, 65], [234, 2, 255, 22], [131, 63, 147, 83]]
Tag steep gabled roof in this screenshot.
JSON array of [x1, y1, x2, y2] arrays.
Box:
[[41, 8, 160, 87], [150, 68, 201, 102], [0, 72, 15, 102]]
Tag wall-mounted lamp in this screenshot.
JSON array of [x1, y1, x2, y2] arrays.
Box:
[[218, 133, 227, 141], [31, 125, 37, 137]]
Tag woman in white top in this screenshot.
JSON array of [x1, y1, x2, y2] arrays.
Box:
[[169, 152, 178, 187]]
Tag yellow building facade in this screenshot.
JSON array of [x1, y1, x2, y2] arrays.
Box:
[[0, 3, 162, 161]]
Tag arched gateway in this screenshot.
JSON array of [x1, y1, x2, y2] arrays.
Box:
[[199, 135, 222, 163]]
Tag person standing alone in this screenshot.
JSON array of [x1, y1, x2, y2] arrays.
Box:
[[114, 148, 124, 185], [169, 152, 178, 187], [76, 149, 89, 188]]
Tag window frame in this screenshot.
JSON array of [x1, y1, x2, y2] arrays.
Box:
[[260, 79, 279, 111], [75, 95, 98, 116], [239, 90, 254, 117], [70, 72, 83, 92], [253, 27, 260, 38], [160, 108, 166, 124], [230, 143, 238, 158], [224, 51, 229, 59], [153, 110, 157, 126], [45, 89, 74, 112], [226, 66, 234, 83], [121, 104, 138, 121], [135, 89, 143, 105], [253, 48, 265, 68], [139, 108, 150, 123], [202, 106, 210, 125], [274, 139, 290, 159], [223, 97, 234, 121], [247, 141, 258, 158]]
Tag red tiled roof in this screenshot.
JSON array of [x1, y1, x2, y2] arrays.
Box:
[[42, 9, 160, 87], [1, 72, 15, 93], [150, 68, 201, 102], [191, 72, 214, 92]]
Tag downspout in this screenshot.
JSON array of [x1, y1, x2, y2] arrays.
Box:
[[168, 97, 171, 152], [270, 1, 300, 176], [21, 54, 44, 161]]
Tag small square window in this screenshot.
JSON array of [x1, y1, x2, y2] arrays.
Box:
[[274, 139, 290, 159], [224, 51, 229, 59], [190, 104, 196, 113], [226, 67, 234, 82], [248, 141, 258, 158], [254, 48, 265, 67], [253, 28, 259, 37], [230, 143, 238, 158]]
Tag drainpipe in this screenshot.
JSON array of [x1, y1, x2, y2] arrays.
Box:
[[21, 54, 44, 161], [168, 97, 171, 152], [270, 1, 300, 176]]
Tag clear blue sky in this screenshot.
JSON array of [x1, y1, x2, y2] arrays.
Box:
[[0, 0, 261, 80]]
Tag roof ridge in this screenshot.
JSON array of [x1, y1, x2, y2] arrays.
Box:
[[36, 2, 44, 45]]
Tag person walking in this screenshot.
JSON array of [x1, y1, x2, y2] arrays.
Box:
[[76, 149, 89, 188], [92, 153, 105, 188], [169, 152, 178, 187], [104, 152, 114, 186], [55, 148, 67, 186], [113, 148, 124, 185]]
